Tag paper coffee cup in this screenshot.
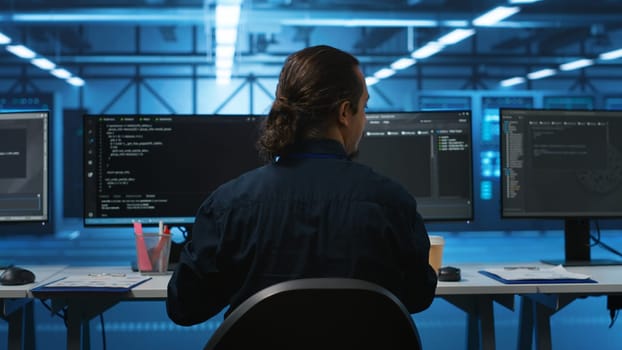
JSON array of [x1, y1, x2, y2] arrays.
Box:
[[428, 235, 445, 274]]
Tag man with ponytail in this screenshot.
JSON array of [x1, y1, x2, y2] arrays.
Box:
[[167, 45, 437, 326]]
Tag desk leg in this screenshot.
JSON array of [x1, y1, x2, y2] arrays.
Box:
[[443, 295, 498, 350], [477, 296, 496, 350], [7, 306, 23, 350], [518, 294, 577, 350], [66, 307, 83, 350], [52, 297, 120, 350], [4, 299, 35, 350], [517, 297, 534, 350], [534, 304, 552, 350], [24, 302, 35, 350]]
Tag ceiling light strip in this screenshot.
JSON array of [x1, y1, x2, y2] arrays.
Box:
[[4, 42, 85, 86], [365, 4, 522, 87], [499, 45, 622, 87], [214, 0, 242, 85], [0, 31, 12, 45]]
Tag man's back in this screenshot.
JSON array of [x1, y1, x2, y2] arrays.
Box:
[[180, 139, 436, 319]]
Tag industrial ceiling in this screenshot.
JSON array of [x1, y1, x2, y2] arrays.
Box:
[[1, 0, 621, 87]]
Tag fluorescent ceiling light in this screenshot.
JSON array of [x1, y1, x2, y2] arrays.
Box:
[[473, 6, 520, 26], [437, 29, 476, 45], [280, 19, 443, 27], [216, 68, 232, 85], [373, 68, 396, 79], [213, 1, 241, 85], [67, 77, 85, 87], [509, 0, 542, 3], [51, 68, 72, 79], [6, 44, 37, 59], [527, 68, 556, 80], [599, 48, 622, 60], [216, 28, 238, 45], [215, 45, 235, 60], [559, 58, 594, 71], [411, 42, 444, 59], [390, 58, 416, 70], [0, 32, 11, 45], [215, 5, 241, 27], [31, 58, 56, 70], [500, 76, 526, 87], [365, 77, 379, 86], [215, 57, 234, 69]]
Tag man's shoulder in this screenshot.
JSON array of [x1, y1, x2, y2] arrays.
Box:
[[348, 162, 416, 204]]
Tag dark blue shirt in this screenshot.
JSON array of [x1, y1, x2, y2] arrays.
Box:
[[166, 138, 438, 326]]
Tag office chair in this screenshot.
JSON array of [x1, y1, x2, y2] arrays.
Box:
[[204, 277, 423, 350]]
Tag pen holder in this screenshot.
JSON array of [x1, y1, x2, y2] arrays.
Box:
[[134, 232, 171, 274]]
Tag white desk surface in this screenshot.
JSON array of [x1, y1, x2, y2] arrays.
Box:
[[6, 263, 621, 300], [0, 265, 67, 299], [39, 265, 172, 299], [437, 262, 622, 295]]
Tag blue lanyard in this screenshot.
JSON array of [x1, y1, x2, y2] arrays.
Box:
[[288, 152, 347, 159], [276, 152, 349, 162]]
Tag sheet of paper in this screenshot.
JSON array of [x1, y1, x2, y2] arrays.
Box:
[[481, 265, 591, 281], [44, 273, 151, 289]]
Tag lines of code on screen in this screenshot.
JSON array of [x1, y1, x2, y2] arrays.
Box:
[[84, 115, 263, 225]]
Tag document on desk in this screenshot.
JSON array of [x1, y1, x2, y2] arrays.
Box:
[[479, 265, 597, 284], [32, 273, 152, 293]]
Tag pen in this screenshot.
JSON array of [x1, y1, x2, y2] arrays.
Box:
[[88, 273, 126, 277], [503, 266, 540, 270], [133, 221, 153, 271]]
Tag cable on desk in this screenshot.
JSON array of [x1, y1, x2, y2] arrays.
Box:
[[39, 299, 108, 349], [609, 309, 619, 328], [590, 220, 622, 258]]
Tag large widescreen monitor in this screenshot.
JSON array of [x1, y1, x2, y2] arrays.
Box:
[[356, 110, 473, 221], [83, 114, 265, 230], [0, 110, 51, 234], [500, 108, 622, 265]]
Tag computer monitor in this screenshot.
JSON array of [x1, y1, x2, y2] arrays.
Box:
[[356, 110, 474, 221], [500, 108, 622, 266], [0, 110, 52, 234], [83, 114, 265, 231]]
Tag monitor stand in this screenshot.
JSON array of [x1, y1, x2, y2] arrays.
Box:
[[541, 218, 622, 266]]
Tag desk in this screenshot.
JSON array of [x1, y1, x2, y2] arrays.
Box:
[[436, 263, 537, 350], [1, 265, 67, 350], [515, 265, 622, 350], [28, 264, 622, 350], [30, 266, 170, 350], [34, 264, 515, 350]]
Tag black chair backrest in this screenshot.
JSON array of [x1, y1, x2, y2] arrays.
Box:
[[204, 277, 423, 350]]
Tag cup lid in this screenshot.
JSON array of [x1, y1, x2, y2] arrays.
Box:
[[428, 235, 445, 245]]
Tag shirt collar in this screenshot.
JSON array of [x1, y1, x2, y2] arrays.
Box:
[[281, 138, 349, 161]]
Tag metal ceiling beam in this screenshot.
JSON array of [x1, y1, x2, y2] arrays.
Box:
[[1, 8, 621, 28], [1, 53, 620, 66]]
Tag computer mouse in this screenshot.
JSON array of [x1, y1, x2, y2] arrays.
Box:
[[0, 266, 36, 286], [438, 266, 461, 282]]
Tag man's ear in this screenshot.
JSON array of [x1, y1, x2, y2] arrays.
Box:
[[337, 100, 352, 127]]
